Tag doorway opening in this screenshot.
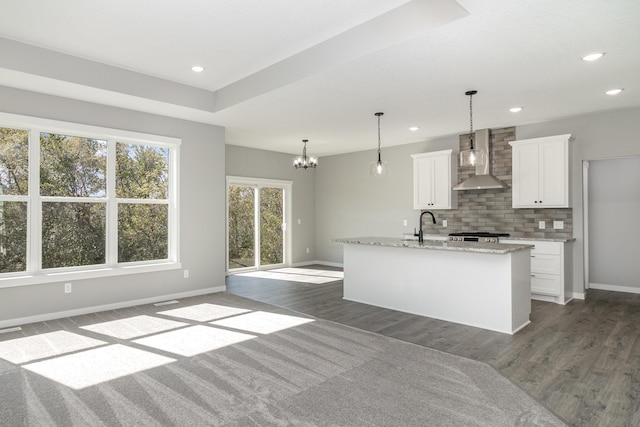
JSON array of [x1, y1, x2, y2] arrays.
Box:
[[226, 176, 292, 273], [583, 156, 640, 294]]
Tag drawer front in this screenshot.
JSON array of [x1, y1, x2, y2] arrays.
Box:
[[504, 240, 561, 255], [531, 273, 561, 296], [531, 241, 561, 255], [531, 254, 561, 275]]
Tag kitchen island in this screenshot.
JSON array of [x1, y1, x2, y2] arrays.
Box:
[[332, 237, 533, 334]]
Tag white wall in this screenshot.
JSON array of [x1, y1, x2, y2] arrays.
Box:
[[0, 86, 226, 326], [588, 156, 640, 289], [225, 144, 317, 264]]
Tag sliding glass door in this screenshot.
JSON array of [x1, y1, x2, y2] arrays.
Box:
[[227, 185, 256, 269], [227, 177, 291, 272]]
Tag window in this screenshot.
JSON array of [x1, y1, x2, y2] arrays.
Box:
[[0, 112, 180, 286]]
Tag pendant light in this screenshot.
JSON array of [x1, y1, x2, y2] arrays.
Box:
[[459, 90, 485, 167], [293, 139, 318, 169], [370, 112, 388, 176]]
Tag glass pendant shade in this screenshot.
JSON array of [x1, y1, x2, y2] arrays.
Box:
[[370, 157, 389, 176], [293, 139, 317, 169], [459, 147, 485, 167]]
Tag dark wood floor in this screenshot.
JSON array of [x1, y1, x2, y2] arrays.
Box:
[[226, 266, 640, 427]]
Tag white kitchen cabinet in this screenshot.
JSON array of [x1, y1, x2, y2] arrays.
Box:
[[510, 134, 571, 208], [503, 239, 573, 305], [411, 150, 457, 210]]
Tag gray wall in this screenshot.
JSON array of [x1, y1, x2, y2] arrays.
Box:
[[225, 145, 317, 264], [0, 86, 226, 325], [588, 156, 640, 289], [517, 107, 640, 296], [316, 136, 457, 263], [316, 107, 640, 297]]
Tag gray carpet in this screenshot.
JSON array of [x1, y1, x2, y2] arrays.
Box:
[[0, 292, 565, 426]]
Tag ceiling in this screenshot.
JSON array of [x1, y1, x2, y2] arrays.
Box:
[[0, 0, 638, 157]]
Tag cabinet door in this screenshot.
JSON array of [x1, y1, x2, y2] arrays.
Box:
[[414, 157, 434, 209], [538, 140, 567, 207], [512, 143, 540, 207], [431, 154, 451, 209]]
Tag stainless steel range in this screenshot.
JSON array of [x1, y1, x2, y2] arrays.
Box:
[[448, 232, 510, 244]]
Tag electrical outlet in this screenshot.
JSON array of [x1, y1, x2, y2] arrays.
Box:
[[183, 269, 189, 279], [64, 283, 72, 293], [538, 221, 546, 229], [403, 219, 408, 226], [297, 218, 301, 225], [553, 221, 564, 229], [442, 220, 448, 227], [306, 248, 310, 254]]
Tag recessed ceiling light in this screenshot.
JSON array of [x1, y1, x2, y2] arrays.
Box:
[[582, 52, 605, 61], [191, 66, 205, 73], [509, 107, 523, 113], [409, 126, 420, 131], [605, 88, 623, 95]]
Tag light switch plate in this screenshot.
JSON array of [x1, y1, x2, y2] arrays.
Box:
[[553, 221, 564, 229]]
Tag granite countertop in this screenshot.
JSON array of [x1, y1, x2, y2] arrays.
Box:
[[501, 237, 576, 243], [332, 237, 533, 255]]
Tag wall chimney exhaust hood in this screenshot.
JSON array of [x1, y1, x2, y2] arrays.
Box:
[[453, 129, 509, 191]]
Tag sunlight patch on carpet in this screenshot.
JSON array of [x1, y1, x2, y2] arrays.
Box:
[[210, 311, 315, 334], [158, 303, 251, 322], [0, 330, 106, 364], [133, 325, 256, 357], [80, 315, 189, 339], [23, 344, 175, 390]]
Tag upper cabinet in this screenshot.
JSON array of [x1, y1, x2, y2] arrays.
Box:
[[510, 134, 572, 208], [411, 150, 457, 210]]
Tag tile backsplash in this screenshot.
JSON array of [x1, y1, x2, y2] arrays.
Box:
[[423, 126, 573, 239]]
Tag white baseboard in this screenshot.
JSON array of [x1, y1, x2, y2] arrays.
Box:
[[291, 260, 344, 268], [0, 286, 226, 330], [572, 292, 586, 300], [589, 282, 640, 295]]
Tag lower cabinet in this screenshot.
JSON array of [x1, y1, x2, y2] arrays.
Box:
[[503, 239, 573, 305]]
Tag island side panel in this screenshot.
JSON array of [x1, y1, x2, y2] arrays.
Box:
[[511, 248, 532, 333], [342, 243, 530, 334]]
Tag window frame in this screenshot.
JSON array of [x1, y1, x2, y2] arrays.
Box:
[[0, 112, 181, 288]]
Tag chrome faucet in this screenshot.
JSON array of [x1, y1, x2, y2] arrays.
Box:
[[417, 211, 436, 243]]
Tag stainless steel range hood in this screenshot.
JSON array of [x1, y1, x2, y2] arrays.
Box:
[[453, 129, 509, 191]]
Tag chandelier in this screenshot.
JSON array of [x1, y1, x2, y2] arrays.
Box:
[[293, 139, 318, 169]]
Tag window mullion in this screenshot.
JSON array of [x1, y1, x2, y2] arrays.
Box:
[[27, 129, 42, 274], [168, 147, 179, 262], [107, 139, 117, 266], [254, 185, 260, 269]]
